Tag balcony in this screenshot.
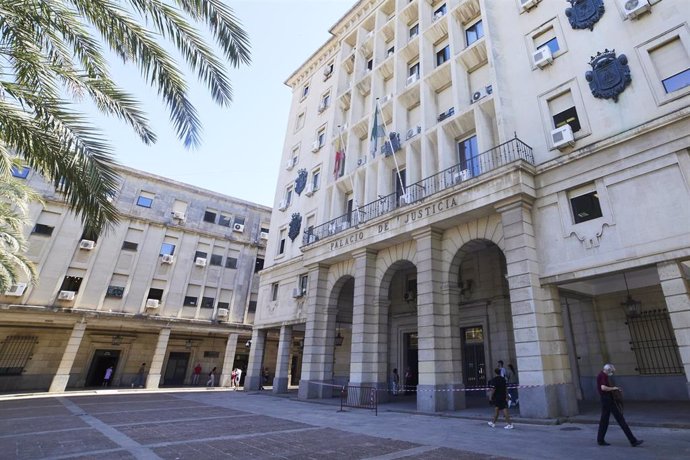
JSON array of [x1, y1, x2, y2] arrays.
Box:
[[302, 136, 534, 246]]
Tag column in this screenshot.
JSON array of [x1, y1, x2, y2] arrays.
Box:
[[245, 328, 266, 390], [273, 325, 293, 394], [350, 249, 388, 395], [657, 260, 690, 398], [413, 228, 465, 412], [220, 333, 239, 387], [145, 328, 170, 389], [497, 200, 577, 418], [49, 322, 86, 393], [299, 264, 336, 399]]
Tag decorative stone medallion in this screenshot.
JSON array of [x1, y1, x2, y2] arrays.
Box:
[[585, 49, 631, 102], [565, 0, 605, 31], [288, 213, 302, 242], [294, 169, 307, 195]]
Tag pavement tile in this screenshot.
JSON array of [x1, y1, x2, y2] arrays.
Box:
[[398, 447, 513, 459], [93, 406, 248, 425], [0, 428, 118, 459], [0, 415, 88, 436]]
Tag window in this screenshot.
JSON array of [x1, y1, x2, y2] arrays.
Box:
[[387, 46, 395, 57], [32, 224, 54, 236], [106, 286, 125, 298], [537, 37, 559, 56], [552, 106, 581, 133], [203, 210, 217, 223], [148, 288, 164, 301], [201, 296, 215, 308], [436, 45, 450, 66], [409, 62, 420, 77], [285, 186, 293, 206], [466, 20, 484, 46], [409, 23, 419, 39], [0, 336, 38, 376], [255, 257, 264, 273], [210, 254, 223, 266], [234, 216, 245, 227], [225, 257, 238, 269], [296, 112, 305, 131], [160, 243, 176, 256], [317, 128, 326, 148], [136, 191, 154, 208], [218, 213, 232, 227], [183, 296, 198, 307], [569, 185, 603, 224], [11, 166, 30, 179], [248, 300, 257, 314], [433, 3, 447, 19], [321, 92, 330, 109], [458, 135, 479, 177], [627, 310, 684, 375], [122, 241, 138, 251], [217, 301, 230, 310], [324, 62, 334, 80], [312, 169, 321, 190], [301, 84, 309, 99], [650, 37, 690, 93], [367, 58, 373, 71], [271, 283, 279, 301], [59, 276, 83, 292], [299, 274, 309, 295], [278, 229, 287, 255], [195, 250, 208, 260]]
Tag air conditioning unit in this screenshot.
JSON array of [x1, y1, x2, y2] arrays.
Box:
[[216, 307, 229, 318], [145, 299, 160, 309], [161, 254, 175, 264], [406, 73, 419, 86], [551, 124, 575, 150], [621, 0, 650, 19], [233, 223, 245, 233], [58, 290, 76, 301], [4, 283, 27, 297], [292, 287, 305, 298], [357, 157, 366, 166], [260, 231, 269, 240], [318, 101, 327, 113], [533, 46, 554, 68], [278, 199, 288, 211], [79, 239, 95, 250], [406, 126, 422, 140], [380, 94, 393, 104], [171, 210, 186, 220], [195, 257, 207, 267], [323, 65, 333, 77], [520, 0, 539, 11], [311, 140, 321, 152], [471, 86, 491, 104], [304, 183, 315, 197], [437, 107, 454, 122], [433, 11, 444, 21], [286, 157, 296, 170], [403, 290, 416, 301]]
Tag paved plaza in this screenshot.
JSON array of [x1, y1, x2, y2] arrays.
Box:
[[1, 390, 689, 459]]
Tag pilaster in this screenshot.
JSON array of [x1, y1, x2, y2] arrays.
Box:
[[220, 333, 239, 387], [49, 322, 87, 393], [145, 328, 170, 389], [273, 325, 293, 393], [245, 328, 267, 390]]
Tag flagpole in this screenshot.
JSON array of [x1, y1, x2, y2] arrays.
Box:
[[337, 125, 360, 218], [375, 98, 406, 198]]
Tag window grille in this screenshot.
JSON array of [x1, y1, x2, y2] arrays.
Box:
[[0, 336, 38, 376], [626, 309, 683, 375]]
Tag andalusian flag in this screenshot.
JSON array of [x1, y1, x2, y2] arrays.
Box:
[[369, 103, 384, 158]]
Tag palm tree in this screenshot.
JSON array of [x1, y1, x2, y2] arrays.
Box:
[[0, 157, 41, 292], [0, 0, 251, 236]]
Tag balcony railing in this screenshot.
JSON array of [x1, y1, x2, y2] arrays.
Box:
[[303, 136, 534, 246]]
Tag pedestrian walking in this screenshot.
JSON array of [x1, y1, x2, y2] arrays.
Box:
[[391, 368, 400, 395], [102, 366, 114, 387], [235, 367, 243, 388], [231, 368, 237, 389], [487, 368, 513, 430], [192, 363, 202, 385], [132, 363, 146, 388], [497, 360, 506, 378], [596, 363, 644, 447], [506, 363, 518, 408], [206, 367, 217, 387]]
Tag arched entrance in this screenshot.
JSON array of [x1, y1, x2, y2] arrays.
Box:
[[331, 275, 354, 388]]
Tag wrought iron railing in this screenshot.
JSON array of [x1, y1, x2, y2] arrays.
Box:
[[303, 136, 534, 246], [626, 309, 684, 375]]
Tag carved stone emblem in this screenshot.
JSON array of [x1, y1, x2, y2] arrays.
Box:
[[565, 0, 605, 31], [294, 169, 307, 195], [585, 49, 631, 102], [288, 213, 302, 242]]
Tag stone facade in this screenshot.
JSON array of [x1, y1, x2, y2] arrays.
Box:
[[0, 166, 273, 392], [252, 0, 690, 418]]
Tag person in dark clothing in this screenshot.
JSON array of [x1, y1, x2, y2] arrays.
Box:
[[487, 368, 513, 429], [596, 363, 643, 447]]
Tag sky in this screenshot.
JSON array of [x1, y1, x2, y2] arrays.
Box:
[[91, 0, 356, 207]]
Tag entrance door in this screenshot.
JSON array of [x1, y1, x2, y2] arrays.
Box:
[[85, 350, 120, 387], [394, 169, 407, 206], [402, 332, 418, 392], [164, 352, 190, 385], [462, 326, 486, 388]]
